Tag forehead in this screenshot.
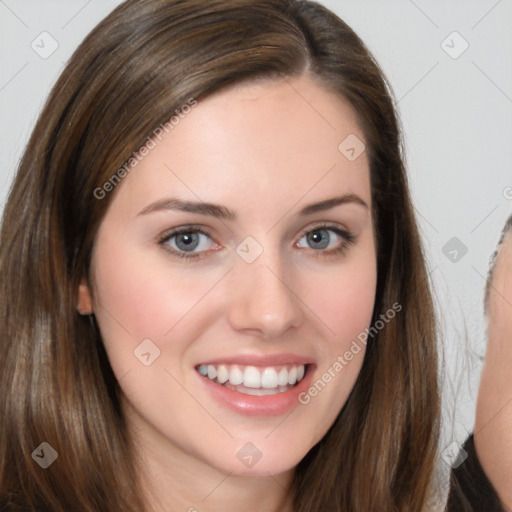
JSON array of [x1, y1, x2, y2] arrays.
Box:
[[111, 74, 371, 219]]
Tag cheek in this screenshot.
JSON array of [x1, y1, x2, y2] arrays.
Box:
[[305, 244, 377, 356], [294, 252, 377, 438], [90, 239, 226, 373], [315, 268, 376, 344]]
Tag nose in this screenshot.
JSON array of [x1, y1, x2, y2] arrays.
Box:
[[226, 254, 305, 339]]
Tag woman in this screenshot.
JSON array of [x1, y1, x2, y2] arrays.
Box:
[[447, 213, 512, 511], [0, 0, 440, 510]]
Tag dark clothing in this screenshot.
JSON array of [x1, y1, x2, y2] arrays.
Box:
[[446, 434, 503, 511]]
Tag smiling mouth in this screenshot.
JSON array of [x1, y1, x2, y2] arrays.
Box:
[[196, 363, 308, 396]]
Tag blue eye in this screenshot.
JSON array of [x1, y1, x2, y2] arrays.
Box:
[[159, 228, 216, 258], [173, 232, 201, 252], [302, 229, 333, 250], [158, 224, 356, 261], [296, 226, 355, 254]]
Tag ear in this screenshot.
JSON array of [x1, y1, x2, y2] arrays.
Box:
[[77, 278, 94, 315]]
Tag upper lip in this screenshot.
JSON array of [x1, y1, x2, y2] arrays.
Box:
[[196, 353, 315, 367]]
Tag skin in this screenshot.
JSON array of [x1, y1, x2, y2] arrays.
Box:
[[475, 231, 512, 510], [78, 73, 377, 512]]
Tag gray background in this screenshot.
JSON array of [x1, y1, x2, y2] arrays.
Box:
[[1, 0, 511, 498]]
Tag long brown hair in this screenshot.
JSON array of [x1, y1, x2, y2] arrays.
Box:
[[0, 1, 440, 510]]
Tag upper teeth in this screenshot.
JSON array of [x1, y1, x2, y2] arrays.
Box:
[[198, 364, 306, 389]]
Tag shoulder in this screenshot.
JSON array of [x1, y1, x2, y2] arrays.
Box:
[[446, 434, 503, 512]]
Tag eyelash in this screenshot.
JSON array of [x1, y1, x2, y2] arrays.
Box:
[[157, 224, 357, 261]]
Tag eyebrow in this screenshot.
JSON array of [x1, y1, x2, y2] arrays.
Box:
[[137, 194, 368, 220], [299, 195, 368, 215]]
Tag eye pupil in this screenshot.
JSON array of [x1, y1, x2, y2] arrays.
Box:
[[307, 230, 329, 249], [176, 232, 199, 251]]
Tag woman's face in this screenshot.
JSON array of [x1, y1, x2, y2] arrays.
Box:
[[475, 230, 512, 508], [80, 74, 377, 478]]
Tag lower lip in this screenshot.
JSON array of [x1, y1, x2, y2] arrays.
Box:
[[196, 366, 315, 417]]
